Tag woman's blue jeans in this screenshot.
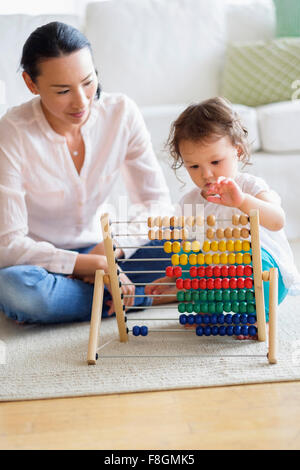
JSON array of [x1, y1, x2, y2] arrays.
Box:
[[0, 241, 170, 324]]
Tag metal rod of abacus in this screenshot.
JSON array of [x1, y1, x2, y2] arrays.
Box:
[[125, 305, 175, 309], [122, 282, 176, 286], [126, 318, 180, 321], [129, 329, 193, 333], [115, 245, 167, 249], [118, 258, 171, 262], [120, 270, 189, 274], [123, 294, 176, 298]]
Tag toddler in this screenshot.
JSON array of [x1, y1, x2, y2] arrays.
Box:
[[145, 97, 300, 336]]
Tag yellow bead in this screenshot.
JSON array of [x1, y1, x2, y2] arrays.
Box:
[[243, 253, 252, 264], [228, 253, 236, 264], [220, 253, 228, 264], [234, 240, 242, 252], [189, 253, 198, 265], [202, 240, 210, 252], [211, 241, 219, 252], [197, 253, 205, 265], [171, 254, 180, 265], [164, 241, 172, 253], [191, 240, 201, 252], [172, 241, 181, 253], [182, 241, 191, 253], [235, 253, 243, 264], [180, 254, 188, 265], [242, 241, 251, 252], [218, 240, 226, 252], [212, 253, 220, 264], [226, 240, 234, 252], [204, 254, 212, 264]]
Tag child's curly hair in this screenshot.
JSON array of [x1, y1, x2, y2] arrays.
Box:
[[167, 97, 251, 171]]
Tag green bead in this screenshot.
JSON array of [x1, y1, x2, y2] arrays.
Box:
[[214, 290, 223, 301], [186, 302, 194, 313], [238, 289, 246, 301], [193, 303, 201, 313], [222, 290, 231, 302], [246, 290, 255, 301], [207, 291, 215, 302], [247, 303, 256, 314], [216, 302, 224, 313], [200, 302, 208, 313], [232, 301, 239, 313], [199, 291, 207, 301], [192, 292, 200, 302], [178, 303, 186, 313], [239, 302, 247, 313], [230, 290, 238, 302], [177, 291, 185, 301], [184, 291, 192, 302], [208, 302, 216, 313], [224, 302, 232, 312]]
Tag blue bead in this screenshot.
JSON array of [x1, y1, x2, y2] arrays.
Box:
[[187, 314, 195, 325], [225, 314, 233, 324], [241, 325, 249, 336], [219, 326, 226, 336], [232, 314, 240, 324], [217, 314, 225, 324], [204, 326, 211, 336], [210, 314, 218, 325], [233, 325, 241, 335], [195, 314, 202, 325], [226, 326, 234, 336], [248, 325, 257, 336], [179, 314, 187, 325], [140, 326, 148, 336], [196, 326, 204, 336], [203, 314, 210, 324], [247, 315, 256, 324], [211, 326, 219, 336], [240, 314, 248, 324], [132, 326, 140, 336]]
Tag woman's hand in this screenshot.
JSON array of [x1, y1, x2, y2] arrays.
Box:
[[201, 176, 245, 208], [144, 276, 177, 305]]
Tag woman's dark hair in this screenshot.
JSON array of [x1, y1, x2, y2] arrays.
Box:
[[20, 21, 101, 99]]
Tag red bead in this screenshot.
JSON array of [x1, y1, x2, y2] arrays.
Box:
[[205, 266, 213, 278], [244, 265, 253, 276], [236, 265, 244, 277], [197, 267, 205, 277], [199, 278, 207, 289], [229, 278, 237, 289], [191, 279, 199, 289], [173, 266, 182, 277], [221, 266, 228, 277], [183, 279, 191, 290], [245, 277, 253, 288], [214, 278, 222, 289], [222, 278, 229, 289], [228, 266, 236, 277], [213, 266, 221, 277], [176, 278, 183, 289], [207, 278, 214, 290], [237, 278, 245, 289], [166, 266, 174, 277], [189, 267, 197, 277]]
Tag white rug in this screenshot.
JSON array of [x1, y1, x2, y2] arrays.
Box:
[[1, 294, 300, 402]]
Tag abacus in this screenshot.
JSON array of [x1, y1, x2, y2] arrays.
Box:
[[87, 210, 278, 365]]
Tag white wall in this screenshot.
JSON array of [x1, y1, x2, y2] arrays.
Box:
[[0, 0, 107, 17]]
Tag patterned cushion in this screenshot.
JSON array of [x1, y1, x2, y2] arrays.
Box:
[[221, 38, 300, 106], [274, 0, 300, 37]]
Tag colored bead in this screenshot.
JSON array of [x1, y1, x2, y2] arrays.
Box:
[[221, 266, 229, 277], [247, 315, 256, 324], [187, 313, 194, 323], [240, 314, 248, 324], [193, 304, 201, 314], [225, 314, 233, 324], [243, 253, 252, 264], [180, 254, 188, 265], [207, 278, 214, 290], [191, 240, 201, 252], [202, 240, 210, 252], [233, 325, 241, 335], [174, 266, 182, 277], [228, 253, 236, 264], [248, 326, 257, 336], [207, 291, 215, 302], [197, 266, 205, 277], [140, 326, 148, 336], [212, 253, 220, 264], [224, 303, 231, 313], [246, 290, 254, 301], [204, 326, 211, 336], [244, 265, 253, 276], [232, 214, 240, 225], [216, 302, 224, 313], [183, 279, 191, 290], [208, 302, 216, 313], [189, 253, 197, 265], [215, 290, 223, 301], [228, 266, 236, 277], [224, 227, 232, 238], [219, 326, 226, 336], [237, 278, 245, 289], [239, 302, 247, 313], [191, 279, 199, 289], [196, 326, 204, 336], [232, 228, 240, 239], [177, 291, 185, 301], [205, 266, 213, 277], [132, 326, 140, 336], [214, 278, 222, 290], [178, 303, 186, 313], [206, 228, 214, 239], [211, 314, 218, 324], [192, 292, 200, 301], [222, 290, 231, 301], [204, 254, 212, 264], [234, 240, 242, 251], [203, 314, 210, 324], [232, 314, 240, 324], [199, 291, 207, 301], [190, 266, 198, 277], [211, 326, 219, 336], [164, 241, 172, 253], [172, 241, 181, 253], [229, 278, 237, 289], [241, 325, 249, 336], [182, 241, 191, 252], [242, 241, 251, 251], [238, 290, 246, 301], [213, 266, 221, 277], [245, 278, 253, 289], [171, 254, 180, 265], [217, 314, 225, 324], [219, 240, 226, 252], [231, 302, 239, 313], [222, 278, 230, 289], [239, 215, 249, 225], [226, 326, 234, 336], [235, 253, 243, 264], [226, 240, 234, 252], [211, 241, 218, 251], [197, 253, 205, 265], [216, 228, 224, 239], [166, 266, 174, 277], [195, 313, 202, 323], [176, 278, 183, 289], [207, 215, 215, 226], [241, 228, 250, 239], [236, 266, 244, 277], [230, 290, 238, 301], [199, 278, 207, 289], [220, 253, 228, 264], [200, 303, 209, 313], [184, 291, 192, 301]]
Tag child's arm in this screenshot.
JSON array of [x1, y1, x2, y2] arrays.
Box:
[[205, 177, 285, 231]]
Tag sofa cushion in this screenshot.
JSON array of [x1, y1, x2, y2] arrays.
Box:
[[221, 38, 300, 107], [232, 104, 260, 152], [0, 14, 80, 110], [257, 100, 300, 152], [274, 0, 300, 37], [85, 0, 226, 107]]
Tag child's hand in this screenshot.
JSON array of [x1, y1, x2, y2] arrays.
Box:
[[144, 276, 177, 305], [106, 269, 135, 316], [202, 176, 245, 208]]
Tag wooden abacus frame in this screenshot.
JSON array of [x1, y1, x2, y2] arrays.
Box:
[[87, 210, 278, 365]]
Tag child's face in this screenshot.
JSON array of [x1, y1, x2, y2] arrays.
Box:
[[179, 135, 240, 190]]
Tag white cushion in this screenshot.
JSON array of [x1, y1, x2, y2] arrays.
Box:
[[0, 14, 80, 110], [257, 100, 300, 152], [232, 104, 260, 152], [85, 0, 226, 107]]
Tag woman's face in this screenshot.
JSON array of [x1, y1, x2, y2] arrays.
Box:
[[23, 47, 98, 132]]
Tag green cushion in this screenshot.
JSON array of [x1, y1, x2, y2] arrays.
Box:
[[221, 38, 300, 106], [274, 0, 300, 37]]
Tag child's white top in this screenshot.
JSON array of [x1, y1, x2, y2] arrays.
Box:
[[179, 172, 300, 295], [0, 93, 170, 274]]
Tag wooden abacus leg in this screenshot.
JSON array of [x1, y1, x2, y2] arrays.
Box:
[[87, 269, 105, 365], [268, 267, 278, 364]]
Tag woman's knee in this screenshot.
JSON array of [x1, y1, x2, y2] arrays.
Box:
[[0, 265, 49, 322]]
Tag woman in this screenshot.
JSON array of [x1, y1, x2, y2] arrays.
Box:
[[0, 22, 171, 323]]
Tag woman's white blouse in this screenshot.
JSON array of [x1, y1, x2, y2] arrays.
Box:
[[0, 93, 171, 274]]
